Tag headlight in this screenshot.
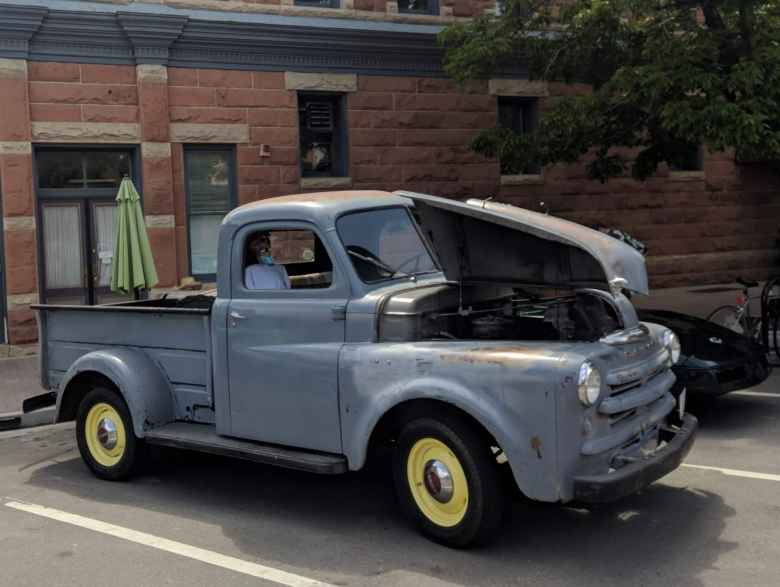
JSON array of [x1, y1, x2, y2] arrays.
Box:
[[663, 330, 681, 364], [577, 361, 602, 406]]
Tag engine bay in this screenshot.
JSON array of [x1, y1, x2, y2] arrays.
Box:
[[378, 284, 624, 343]]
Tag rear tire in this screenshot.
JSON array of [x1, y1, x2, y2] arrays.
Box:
[[392, 416, 505, 548], [76, 386, 144, 481]]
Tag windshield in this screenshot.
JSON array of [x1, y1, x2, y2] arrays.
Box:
[[337, 207, 438, 283]]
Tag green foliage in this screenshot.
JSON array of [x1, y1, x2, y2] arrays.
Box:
[[439, 0, 780, 181]]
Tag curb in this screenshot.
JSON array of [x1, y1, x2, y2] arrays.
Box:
[[0, 407, 56, 431], [0, 344, 39, 359]]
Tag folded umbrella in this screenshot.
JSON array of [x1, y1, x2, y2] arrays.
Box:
[[110, 177, 159, 293]]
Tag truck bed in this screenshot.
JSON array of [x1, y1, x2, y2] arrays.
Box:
[[33, 296, 215, 422]]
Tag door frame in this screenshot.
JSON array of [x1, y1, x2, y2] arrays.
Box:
[[225, 220, 349, 449], [33, 145, 142, 305]]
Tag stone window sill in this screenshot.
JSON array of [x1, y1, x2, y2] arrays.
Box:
[[300, 176, 353, 190], [668, 170, 705, 181], [500, 174, 544, 186]]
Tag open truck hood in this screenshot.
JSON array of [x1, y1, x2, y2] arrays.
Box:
[[395, 191, 649, 295]]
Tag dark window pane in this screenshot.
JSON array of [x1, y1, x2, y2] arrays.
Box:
[[85, 151, 131, 189], [670, 144, 703, 171], [186, 150, 232, 213], [37, 151, 84, 189], [299, 93, 344, 178], [398, 0, 435, 14], [295, 0, 337, 6], [497, 96, 541, 174]]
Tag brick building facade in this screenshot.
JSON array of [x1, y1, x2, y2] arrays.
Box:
[[0, 0, 778, 344]]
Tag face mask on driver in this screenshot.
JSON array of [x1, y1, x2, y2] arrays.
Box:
[[259, 254, 274, 266]]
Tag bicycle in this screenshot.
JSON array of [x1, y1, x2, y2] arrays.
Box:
[[707, 277, 780, 361]]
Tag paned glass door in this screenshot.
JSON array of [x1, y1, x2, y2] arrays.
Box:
[[41, 201, 132, 305], [40, 200, 134, 305], [36, 148, 136, 306], [91, 201, 131, 305], [40, 201, 88, 305]]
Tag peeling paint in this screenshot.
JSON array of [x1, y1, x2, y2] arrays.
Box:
[[439, 347, 561, 367], [531, 435, 543, 459]]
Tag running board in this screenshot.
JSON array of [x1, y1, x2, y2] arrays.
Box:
[[144, 422, 348, 475]]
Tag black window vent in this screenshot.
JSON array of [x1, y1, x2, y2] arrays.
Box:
[[305, 102, 334, 130]]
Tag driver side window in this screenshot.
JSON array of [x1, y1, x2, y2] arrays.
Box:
[[244, 229, 333, 290]]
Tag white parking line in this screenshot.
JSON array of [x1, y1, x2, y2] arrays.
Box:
[[732, 390, 780, 399], [4, 501, 334, 587], [682, 464, 780, 482]]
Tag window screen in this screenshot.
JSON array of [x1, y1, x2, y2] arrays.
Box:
[[298, 93, 347, 178]]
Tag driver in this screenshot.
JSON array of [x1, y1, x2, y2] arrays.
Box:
[[245, 232, 291, 290]]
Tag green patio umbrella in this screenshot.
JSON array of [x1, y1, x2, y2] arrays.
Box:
[[110, 177, 159, 293]]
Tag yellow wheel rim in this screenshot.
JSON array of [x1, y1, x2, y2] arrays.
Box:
[[84, 402, 127, 467], [406, 437, 469, 528]]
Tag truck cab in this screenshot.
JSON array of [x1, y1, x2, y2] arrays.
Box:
[[35, 190, 697, 547]]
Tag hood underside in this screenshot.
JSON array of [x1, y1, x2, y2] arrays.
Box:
[[395, 192, 649, 295]]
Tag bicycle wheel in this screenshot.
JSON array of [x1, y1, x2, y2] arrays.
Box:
[[707, 305, 745, 334]]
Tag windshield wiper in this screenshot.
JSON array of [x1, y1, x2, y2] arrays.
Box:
[[346, 248, 413, 280]]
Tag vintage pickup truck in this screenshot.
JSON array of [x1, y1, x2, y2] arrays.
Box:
[[33, 190, 697, 547]]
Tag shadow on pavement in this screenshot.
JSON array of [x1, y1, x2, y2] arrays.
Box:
[[26, 445, 735, 587], [686, 390, 780, 442]]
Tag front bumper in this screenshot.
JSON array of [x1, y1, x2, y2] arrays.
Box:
[[572, 413, 698, 503]]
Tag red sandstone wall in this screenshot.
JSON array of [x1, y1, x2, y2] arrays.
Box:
[[28, 62, 139, 123], [3, 60, 779, 343]]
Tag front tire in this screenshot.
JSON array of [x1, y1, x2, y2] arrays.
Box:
[[393, 416, 505, 548], [76, 386, 144, 481]]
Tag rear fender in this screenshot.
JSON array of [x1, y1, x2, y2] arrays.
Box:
[[56, 348, 174, 437]]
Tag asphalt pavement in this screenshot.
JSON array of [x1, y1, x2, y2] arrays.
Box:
[[1, 371, 779, 587]]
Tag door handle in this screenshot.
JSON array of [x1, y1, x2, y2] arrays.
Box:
[[229, 311, 245, 328], [331, 305, 347, 321]]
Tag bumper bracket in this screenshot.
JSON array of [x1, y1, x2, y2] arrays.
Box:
[[573, 413, 698, 503]]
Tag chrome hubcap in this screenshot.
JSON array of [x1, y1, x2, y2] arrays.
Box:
[[96, 417, 118, 450], [423, 459, 454, 503]]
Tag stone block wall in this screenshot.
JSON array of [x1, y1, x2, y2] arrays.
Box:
[[2, 59, 780, 343]]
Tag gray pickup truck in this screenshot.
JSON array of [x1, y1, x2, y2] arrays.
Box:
[[33, 190, 697, 547]]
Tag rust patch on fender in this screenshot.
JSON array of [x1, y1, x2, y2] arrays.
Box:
[[439, 347, 559, 367], [439, 353, 504, 366], [531, 435, 543, 459]]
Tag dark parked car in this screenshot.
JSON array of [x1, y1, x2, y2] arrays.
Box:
[[638, 309, 771, 396]]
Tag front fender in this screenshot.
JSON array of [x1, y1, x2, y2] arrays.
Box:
[[57, 348, 174, 437], [339, 342, 566, 502]]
